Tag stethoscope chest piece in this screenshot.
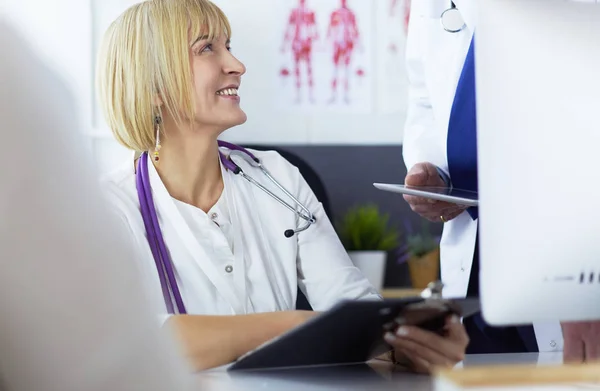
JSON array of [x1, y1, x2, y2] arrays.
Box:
[[441, 2, 466, 33]]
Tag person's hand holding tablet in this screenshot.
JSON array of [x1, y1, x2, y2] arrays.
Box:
[[403, 162, 468, 223]]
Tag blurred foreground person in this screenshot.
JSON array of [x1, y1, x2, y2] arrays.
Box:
[[0, 19, 191, 391]]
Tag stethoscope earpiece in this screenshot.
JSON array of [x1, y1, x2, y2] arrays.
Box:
[[283, 215, 317, 238]]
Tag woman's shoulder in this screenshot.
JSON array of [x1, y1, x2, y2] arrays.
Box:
[[101, 157, 136, 186], [99, 159, 139, 210], [242, 148, 301, 175]]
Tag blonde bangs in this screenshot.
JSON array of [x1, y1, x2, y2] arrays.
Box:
[[187, 0, 232, 45], [95, 0, 232, 152]]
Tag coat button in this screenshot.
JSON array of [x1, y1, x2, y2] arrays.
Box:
[[225, 265, 233, 273], [210, 212, 218, 220], [550, 340, 556, 348]]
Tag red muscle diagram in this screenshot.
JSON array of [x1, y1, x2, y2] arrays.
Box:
[[277, 0, 374, 112], [389, 0, 411, 33], [402, 0, 411, 33], [281, 0, 319, 104], [387, 0, 411, 53], [390, 0, 399, 15], [326, 0, 361, 104]]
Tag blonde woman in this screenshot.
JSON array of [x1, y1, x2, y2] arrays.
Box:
[[96, 0, 469, 372]]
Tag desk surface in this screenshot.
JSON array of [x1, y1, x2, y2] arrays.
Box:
[[380, 288, 423, 298], [196, 352, 564, 391]]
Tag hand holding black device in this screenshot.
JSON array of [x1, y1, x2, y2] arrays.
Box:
[[228, 294, 479, 372]]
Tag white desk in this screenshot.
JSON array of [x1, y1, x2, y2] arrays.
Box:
[[195, 353, 564, 391]]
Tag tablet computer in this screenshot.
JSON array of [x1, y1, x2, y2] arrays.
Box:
[[373, 183, 479, 207], [228, 297, 480, 372]]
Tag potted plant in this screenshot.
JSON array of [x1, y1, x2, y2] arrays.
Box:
[[337, 204, 400, 291], [397, 219, 441, 289]]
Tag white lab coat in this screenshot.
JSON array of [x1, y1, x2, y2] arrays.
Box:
[[403, 0, 563, 352], [102, 148, 381, 321]]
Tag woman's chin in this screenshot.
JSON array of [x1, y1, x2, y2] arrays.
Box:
[[227, 112, 248, 127], [214, 114, 247, 134], [236, 112, 248, 125]]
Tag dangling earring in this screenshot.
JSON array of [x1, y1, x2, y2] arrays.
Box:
[[153, 115, 162, 163]]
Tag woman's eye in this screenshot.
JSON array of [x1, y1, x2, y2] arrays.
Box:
[[201, 44, 213, 53]]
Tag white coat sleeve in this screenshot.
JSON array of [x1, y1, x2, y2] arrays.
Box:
[[0, 21, 191, 391], [292, 167, 382, 311], [402, 2, 449, 176]]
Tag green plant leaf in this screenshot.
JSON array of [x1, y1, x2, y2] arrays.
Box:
[[336, 204, 401, 252]]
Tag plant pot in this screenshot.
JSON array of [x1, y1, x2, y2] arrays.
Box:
[[348, 251, 387, 292], [408, 247, 440, 289]]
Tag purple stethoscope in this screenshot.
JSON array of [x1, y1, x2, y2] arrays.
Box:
[[135, 140, 316, 314]]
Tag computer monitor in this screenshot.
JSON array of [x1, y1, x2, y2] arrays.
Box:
[[477, 0, 600, 325]]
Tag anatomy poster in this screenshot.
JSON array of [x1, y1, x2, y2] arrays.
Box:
[[375, 0, 411, 113], [276, 0, 374, 113]]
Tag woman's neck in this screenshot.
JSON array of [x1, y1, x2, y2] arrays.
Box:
[[154, 129, 224, 213]]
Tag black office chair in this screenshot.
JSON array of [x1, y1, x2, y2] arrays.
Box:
[[243, 145, 332, 311]]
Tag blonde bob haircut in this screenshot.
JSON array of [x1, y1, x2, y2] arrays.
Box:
[[96, 0, 231, 152]]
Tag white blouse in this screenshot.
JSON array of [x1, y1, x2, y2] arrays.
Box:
[[101, 147, 381, 323]]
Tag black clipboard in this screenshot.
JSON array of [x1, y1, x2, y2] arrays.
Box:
[[228, 296, 480, 372]]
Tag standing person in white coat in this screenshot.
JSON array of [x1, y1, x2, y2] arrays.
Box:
[[0, 19, 191, 391], [401, 0, 563, 354], [97, 0, 470, 373]]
